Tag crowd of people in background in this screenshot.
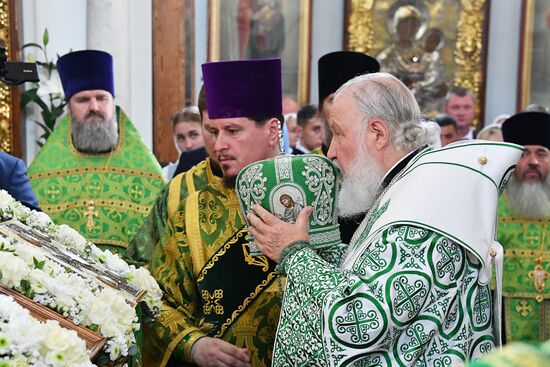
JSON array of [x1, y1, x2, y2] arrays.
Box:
[[0, 48, 549, 367]]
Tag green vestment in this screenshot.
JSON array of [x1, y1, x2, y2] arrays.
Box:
[[28, 106, 165, 252], [143, 159, 281, 366], [498, 194, 550, 342], [124, 158, 212, 268]]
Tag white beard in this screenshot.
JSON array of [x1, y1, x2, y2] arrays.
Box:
[[336, 144, 385, 218], [506, 174, 550, 218]]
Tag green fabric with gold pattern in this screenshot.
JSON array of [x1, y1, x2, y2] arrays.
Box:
[[498, 193, 550, 343], [124, 158, 213, 267], [28, 106, 165, 252], [143, 161, 281, 367]]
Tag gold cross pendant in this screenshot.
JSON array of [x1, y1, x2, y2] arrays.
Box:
[[528, 257, 549, 303], [85, 200, 98, 231]]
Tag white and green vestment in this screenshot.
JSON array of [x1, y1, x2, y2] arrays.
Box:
[[272, 142, 523, 366]]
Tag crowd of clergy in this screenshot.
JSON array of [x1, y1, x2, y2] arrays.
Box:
[[0, 46, 549, 367]]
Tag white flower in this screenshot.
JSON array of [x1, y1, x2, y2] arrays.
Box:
[[0, 190, 15, 217], [0, 252, 28, 288], [28, 269, 50, 294], [11, 202, 31, 222], [0, 294, 94, 366], [26, 211, 54, 232], [36, 68, 64, 100], [55, 225, 88, 253], [103, 251, 130, 275], [12, 241, 46, 264], [129, 267, 162, 303]]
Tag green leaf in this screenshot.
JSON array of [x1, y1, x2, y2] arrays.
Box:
[[20, 88, 39, 109], [31, 119, 51, 134], [43, 28, 49, 47], [33, 257, 45, 270], [20, 279, 30, 291], [20, 42, 44, 52]]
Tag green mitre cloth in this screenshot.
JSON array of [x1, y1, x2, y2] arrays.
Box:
[[28, 106, 165, 252]]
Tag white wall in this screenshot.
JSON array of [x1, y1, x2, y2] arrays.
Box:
[[21, 0, 152, 163], [309, 0, 344, 105], [22, 0, 87, 162], [484, 0, 522, 124]]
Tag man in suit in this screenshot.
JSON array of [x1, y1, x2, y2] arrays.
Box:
[[0, 151, 39, 209]]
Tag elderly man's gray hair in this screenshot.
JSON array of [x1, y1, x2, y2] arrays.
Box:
[[333, 72, 439, 152]]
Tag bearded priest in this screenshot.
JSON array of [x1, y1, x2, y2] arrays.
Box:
[[28, 50, 164, 254], [499, 112, 550, 343]]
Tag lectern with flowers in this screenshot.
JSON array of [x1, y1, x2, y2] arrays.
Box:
[[0, 189, 162, 366]]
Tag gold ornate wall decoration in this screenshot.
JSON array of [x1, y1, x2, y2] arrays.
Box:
[[453, 0, 487, 123], [345, 0, 375, 54], [0, 0, 12, 153], [345, 0, 490, 127]]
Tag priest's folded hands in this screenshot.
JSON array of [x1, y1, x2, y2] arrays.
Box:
[[247, 204, 313, 262]]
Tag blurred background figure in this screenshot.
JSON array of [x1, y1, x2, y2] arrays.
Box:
[[282, 95, 299, 114], [434, 113, 459, 147], [164, 106, 205, 179], [524, 103, 550, 113], [292, 104, 324, 154], [281, 95, 300, 153], [444, 86, 476, 140], [477, 124, 503, 141], [477, 114, 508, 142], [491, 113, 511, 126], [284, 112, 299, 152]]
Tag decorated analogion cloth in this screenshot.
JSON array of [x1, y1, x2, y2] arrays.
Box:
[[497, 193, 550, 343], [124, 158, 218, 267], [272, 142, 523, 366], [144, 169, 281, 367], [27, 106, 164, 252]]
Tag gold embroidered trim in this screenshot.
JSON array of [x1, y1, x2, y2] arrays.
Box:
[[41, 198, 152, 215], [197, 228, 247, 282], [502, 291, 549, 300], [218, 270, 277, 337], [186, 190, 205, 277], [90, 238, 127, 248], [168, 172, 185, 220], [505, 249, 550, 258], [29, 165, 161, 180], [186, 164, 197, 194], [160, 328, 204, 367], [499, 216, 550, 225]]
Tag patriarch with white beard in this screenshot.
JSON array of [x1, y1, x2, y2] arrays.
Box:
[[247, 72, 516, 366]]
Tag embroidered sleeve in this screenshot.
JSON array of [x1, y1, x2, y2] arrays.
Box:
[[124, 182, 170, 267], [146, 208, 206, 365]]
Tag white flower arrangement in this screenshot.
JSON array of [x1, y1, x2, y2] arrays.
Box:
[[0, 190, 163, 363], [0, 294, 94, 366]]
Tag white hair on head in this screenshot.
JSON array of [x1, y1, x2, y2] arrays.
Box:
[[333, 72, 439, 153]]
